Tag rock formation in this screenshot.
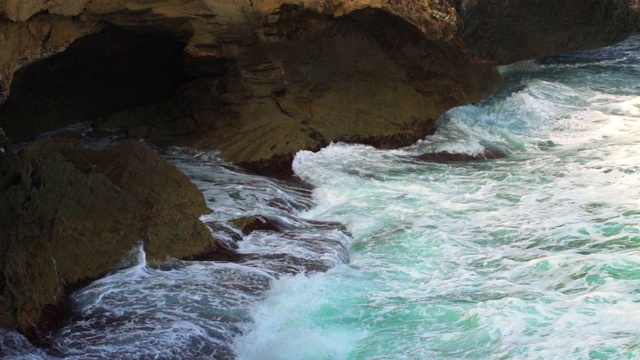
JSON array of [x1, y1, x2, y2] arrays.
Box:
[[0, 1, 473, 174], [0, 138, 216, 334], [1, 1, 638, 172], [0, 0, 639, 337]]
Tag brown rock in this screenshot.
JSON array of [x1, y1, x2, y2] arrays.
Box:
[[2, 1, 496, 172], [232, 216, 281, 235], [83, 3, 500, 175], [0, 138, 216, 334], [0, 13, 101, 104]]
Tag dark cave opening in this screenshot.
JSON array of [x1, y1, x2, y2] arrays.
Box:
[[0, 27, 192, 143]]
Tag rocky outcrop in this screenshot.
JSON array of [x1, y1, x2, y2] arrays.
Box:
[[3, 1, 500, 175], [1, 1, 638, 172], [0, 138, 216, 334]]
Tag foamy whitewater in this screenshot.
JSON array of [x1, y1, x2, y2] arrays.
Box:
[[3, 35, 640, 359]]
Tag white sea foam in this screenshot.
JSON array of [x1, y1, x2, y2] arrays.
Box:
[[235, 35, 640, 359]]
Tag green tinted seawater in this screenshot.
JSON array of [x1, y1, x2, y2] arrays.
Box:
[[235, 36, 640, 359]]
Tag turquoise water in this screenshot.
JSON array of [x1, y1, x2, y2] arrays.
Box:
[[3, 35, 640, 360], [235, 35, 640, 359]]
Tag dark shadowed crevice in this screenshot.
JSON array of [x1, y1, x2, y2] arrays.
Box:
[[0, 27, 192, 143]]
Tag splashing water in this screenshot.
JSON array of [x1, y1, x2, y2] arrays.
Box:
[[0, 149, 351, 359], [234, 35, 640, 359]]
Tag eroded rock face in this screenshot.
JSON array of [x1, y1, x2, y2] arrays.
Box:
[[0, 138, 216, 334], [117, 1, 498, 171], [1, 1, 501, 174], [1, 1, 638, 172]]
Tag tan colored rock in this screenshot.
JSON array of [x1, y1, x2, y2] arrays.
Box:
[[0, 138, 216, 334]]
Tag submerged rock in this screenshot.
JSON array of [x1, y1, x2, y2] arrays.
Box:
[[232, 216, 282, 235], [0, 138, 216, 335], [414, 148, 507, 163]]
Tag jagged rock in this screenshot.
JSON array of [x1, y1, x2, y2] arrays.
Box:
[[0, 138, 216, 334]]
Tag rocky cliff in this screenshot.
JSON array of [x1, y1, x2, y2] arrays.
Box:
[[0, 0, 639, 337], [1, 0, 634, 174], [1, 1, 637, 173]]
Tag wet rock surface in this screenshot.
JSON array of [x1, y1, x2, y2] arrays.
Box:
[[0, 138, 216, 334], [414, 148, 508, 163], [232, 216, 282, 235]]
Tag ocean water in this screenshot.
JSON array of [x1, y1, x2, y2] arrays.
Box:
[[3, 35, 640, 359], [236, 35, 640, 359]]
